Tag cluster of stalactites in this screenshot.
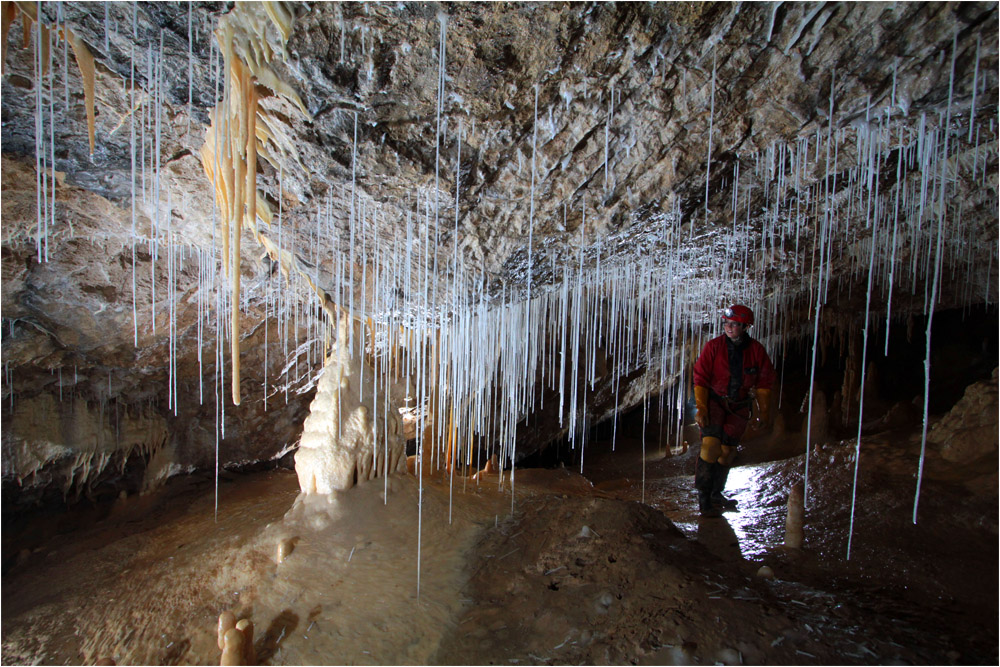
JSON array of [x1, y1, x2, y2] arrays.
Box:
[[199, 1, 313, 406]]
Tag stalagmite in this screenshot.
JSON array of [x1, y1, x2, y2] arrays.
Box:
[[220, 627, 245, 666], [784, 481, 805, 549], [294, 311, 406, 495], [217, 611, 236, 650], [276, 536, 296, 563], [235, 619, 256, 665]]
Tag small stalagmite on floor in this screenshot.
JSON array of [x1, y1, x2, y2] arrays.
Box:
[[220, 628, 244, 666], [217, 612, 256, 666], [217, 611, 236, 651], [784, 481, 805, 548], [236, 619, 256, 665], [276, 536, 297, 564]]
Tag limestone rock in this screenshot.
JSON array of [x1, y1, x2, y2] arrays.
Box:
[[930, 369, 1000, 463]]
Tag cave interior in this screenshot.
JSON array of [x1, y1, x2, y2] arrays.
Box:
[[1, 2, 998, 665]]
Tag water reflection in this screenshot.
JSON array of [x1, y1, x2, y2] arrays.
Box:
[[718, 463, 788, 559], [666, 461, 788, 561]]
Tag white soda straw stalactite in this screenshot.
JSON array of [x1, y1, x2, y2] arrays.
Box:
[[914, 35, 957, 525], [705, 48, 716, 222], [846, 174, 880, 561], [803, 71, 836, 508]]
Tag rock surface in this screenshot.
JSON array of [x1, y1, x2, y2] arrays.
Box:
[[931, 367, 1000, 463], [1, 2, 997, 502]]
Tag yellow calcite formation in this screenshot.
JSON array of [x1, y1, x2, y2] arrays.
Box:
[[235, 619, 256, 665], [220, 627, 244, 666], [217, 611, 236, 650], [276, 536, 296, 563], [67, 28, 96, 154], [217, 612, 255, 665], [200, 1, 313, 406], [0, 3, 18, 70]]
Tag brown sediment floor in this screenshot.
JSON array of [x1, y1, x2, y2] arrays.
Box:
[[1, 468, 513, 665], [435, 427, 997, 665], [2, 426, 997, 665]]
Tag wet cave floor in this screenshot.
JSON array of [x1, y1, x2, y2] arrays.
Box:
[[1, 424, 997, 665]]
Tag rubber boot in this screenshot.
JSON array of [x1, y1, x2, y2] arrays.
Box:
[[711, 464, 738, 510], [695, 457, 721, 517]]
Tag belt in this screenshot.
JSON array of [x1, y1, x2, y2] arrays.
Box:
[[708, 388, 753, 415]]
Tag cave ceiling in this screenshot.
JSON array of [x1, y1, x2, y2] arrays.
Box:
[[1, 2, 997, 488]]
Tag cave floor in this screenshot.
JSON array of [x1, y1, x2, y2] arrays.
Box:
[[1, 426, 997, 665], [435, 426, 998, 666]]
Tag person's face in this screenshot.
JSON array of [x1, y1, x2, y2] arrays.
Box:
[[723, 320, 746, 341]]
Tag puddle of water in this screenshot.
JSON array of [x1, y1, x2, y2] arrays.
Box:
[[720, 464, 788, 559]]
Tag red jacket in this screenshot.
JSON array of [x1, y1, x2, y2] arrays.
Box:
[[693, 334, 775, 401]]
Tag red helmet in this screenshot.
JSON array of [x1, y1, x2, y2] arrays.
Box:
[[723, 304, 754, 326]]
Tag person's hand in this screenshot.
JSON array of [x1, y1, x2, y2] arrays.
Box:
[[754, 389, 771, 434], [693, 385, 709, 429]]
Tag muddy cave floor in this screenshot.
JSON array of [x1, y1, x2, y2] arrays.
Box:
[[1, 424, 997, 666]]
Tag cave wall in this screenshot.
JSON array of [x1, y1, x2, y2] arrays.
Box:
[[1, 2, 997, 506]]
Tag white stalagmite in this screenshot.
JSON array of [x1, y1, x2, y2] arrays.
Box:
[[294, 310, 406, 495]]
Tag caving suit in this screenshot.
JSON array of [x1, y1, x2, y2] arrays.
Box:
[[692, 333, 775, 512]]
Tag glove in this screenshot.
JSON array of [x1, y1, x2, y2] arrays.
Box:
[[694, 385, 709, 428], [754, 388, 771, 429]]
